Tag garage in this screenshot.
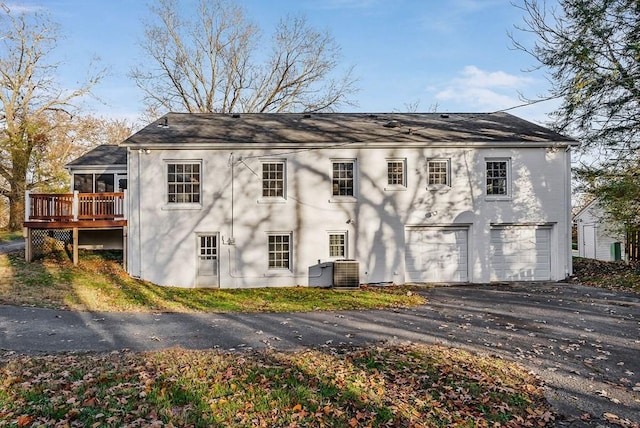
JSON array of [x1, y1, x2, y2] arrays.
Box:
[[405, 227, 468, 282], [490, 226, 551, 281]]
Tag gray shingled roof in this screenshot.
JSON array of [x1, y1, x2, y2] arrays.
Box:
[[122, 112, 578, 148], [66, 144, 127, 167]]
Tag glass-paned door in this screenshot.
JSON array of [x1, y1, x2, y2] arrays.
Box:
[[197, 234, 219, 287]]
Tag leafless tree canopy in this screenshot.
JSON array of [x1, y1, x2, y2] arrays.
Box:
[[131, 0, 357, 117], [0, 4, 102, 230]]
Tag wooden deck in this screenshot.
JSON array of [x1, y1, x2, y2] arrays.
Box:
[[23, 191, 127, 265], [25, 191, 126, 225]]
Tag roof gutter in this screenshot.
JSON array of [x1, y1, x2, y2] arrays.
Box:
[[119, 140, 580, 151]]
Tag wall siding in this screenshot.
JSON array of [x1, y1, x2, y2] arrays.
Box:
[[127, 146, 572, 287]]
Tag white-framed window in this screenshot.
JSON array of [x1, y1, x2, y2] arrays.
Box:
[[485, 158, 510, 197], [268, 233, 291, 270], [328, 232, 347, 259], [386, 159, 406, 188], [427, 159, 450, 186], [167, 161, 201, 204], [332, 159, 356, 197], [262, 160, 286, 199]]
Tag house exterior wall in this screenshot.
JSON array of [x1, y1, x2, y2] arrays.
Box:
[[126, 144, 573, 288], [575, 201, 625, 261]]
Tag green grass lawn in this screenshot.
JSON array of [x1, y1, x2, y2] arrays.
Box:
[[0, 230, 22, 243], [0, 344, 555, 427], [0, 250, 425, 313], [0, 249, 562, 427]]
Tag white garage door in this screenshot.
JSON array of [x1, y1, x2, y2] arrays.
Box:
[[405, 227, 468, 282], [490, 226, 551, 281]]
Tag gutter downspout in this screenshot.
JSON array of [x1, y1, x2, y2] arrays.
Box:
[[137, 148, 143, 278], [231, 153, 234, 241], [565, 145, 572, 278]]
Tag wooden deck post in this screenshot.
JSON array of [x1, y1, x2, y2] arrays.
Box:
[[72, 227, 79, 265], [25, 227, 32, 262], [25, 190, 31, 221], [72, 191, 79, 221], [123, 226, 128, 271]]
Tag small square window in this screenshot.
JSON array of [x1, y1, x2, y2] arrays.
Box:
[[427, 160, 450, 186], [74, 174, 94, 193], [486, 159, 510, 196], [329, 232, 347, 258], [387, 159, 406, 187]]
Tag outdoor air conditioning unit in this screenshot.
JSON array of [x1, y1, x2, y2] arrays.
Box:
[[333, 260, 360, 289]]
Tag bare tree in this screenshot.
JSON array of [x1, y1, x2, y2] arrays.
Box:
[[29, 114, 133, 193], [0, 4, 102, 230], [131, 0, 357, 116]]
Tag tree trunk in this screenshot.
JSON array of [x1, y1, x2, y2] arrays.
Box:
[[7, 158, 28, 231], [7, 185, 26, 231]]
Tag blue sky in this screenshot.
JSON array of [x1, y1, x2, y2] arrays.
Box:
[[6, 0, 559, 126]]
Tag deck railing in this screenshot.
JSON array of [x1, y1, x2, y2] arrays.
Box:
[[26, 191, 126, 222]]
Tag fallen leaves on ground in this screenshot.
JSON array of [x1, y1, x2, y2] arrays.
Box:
[[0, 344, 554, 427], [603, 412, 640, 428], [572, 257, 640, 293]]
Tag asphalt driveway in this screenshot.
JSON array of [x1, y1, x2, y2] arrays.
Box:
[[1, 282, 639, 427]]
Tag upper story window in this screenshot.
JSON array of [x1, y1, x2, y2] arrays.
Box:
[[427, 159, 450, 186], [486, 159, 510, 197], [262, 161, 286, 198], [332, 160, 356, 197], [268, 233, 291, 270], [167, 161, 201, 203], [386, 159, 406, 188]]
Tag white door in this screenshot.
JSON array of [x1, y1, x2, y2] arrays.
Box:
[[405, 227, 468, 282], [490, 226, 551, 281], [197, 234, 219, 287], [582, 224, 596, 258]]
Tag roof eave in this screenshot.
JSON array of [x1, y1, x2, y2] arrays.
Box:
[[120, 140, 579, 150]]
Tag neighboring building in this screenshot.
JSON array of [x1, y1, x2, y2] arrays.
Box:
[[574, 198, 625, 261], [114, 112, 578, 288]]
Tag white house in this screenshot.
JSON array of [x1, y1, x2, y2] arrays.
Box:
[[574, 198, 625, 261], [117, 112, 578, 288]]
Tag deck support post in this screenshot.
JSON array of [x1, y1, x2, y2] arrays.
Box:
[[25, 228, 32, 262], [123, 226, 128, 271], [72, 227, 79, 265]]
